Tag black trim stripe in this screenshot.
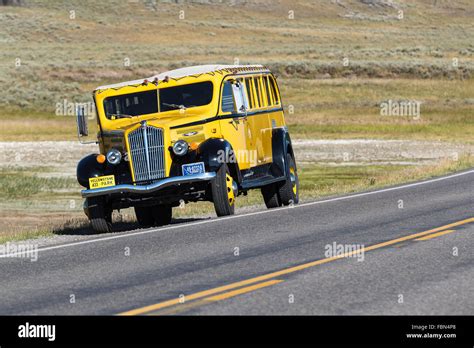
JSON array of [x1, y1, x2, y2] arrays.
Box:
[[102, 130, 125, 137], [170, 107, 283, 130]]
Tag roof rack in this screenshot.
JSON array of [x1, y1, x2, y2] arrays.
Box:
[[95, 64, 270, 92]]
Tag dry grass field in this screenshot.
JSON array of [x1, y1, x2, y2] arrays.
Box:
[[0, 0, 473, 240]]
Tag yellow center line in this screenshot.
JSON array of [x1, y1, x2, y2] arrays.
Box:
[[119, 217, 474, 316], [150, 279, 283, 316], [415, 229, 456, 241]]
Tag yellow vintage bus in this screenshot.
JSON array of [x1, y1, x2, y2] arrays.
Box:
[[76, 65, 299, 232]]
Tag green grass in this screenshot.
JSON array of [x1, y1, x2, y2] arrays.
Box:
[[0, 0, 473, 112], [0, 167, 78, 199], [281, 77, 474, 141], [0, 229, 52, 245], [289, 122, 474, 143], [2, 78, 474, 142]]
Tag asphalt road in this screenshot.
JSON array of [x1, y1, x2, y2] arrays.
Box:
[[1, 169, 473, 315]]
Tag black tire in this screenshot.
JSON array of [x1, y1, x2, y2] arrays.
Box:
[[151, 204, 172, 226], [278, 153, 299, 206], [211, 163, 235, 216], [134, 206, 155, 227], [135, 204, 173, 227], [261, 183, 281, 208], [90, 218, 112, 233], [87, 197, 112, 233]]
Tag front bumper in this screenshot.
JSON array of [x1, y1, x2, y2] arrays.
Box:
[[81, 172, 216, 198]]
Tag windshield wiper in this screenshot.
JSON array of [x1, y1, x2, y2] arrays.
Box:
[[162, 102, 186, 110]]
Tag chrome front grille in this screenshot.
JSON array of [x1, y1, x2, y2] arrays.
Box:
[[128, 122, 165, 182]]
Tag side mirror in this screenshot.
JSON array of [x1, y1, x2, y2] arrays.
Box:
[[76, 106, 89, 137]]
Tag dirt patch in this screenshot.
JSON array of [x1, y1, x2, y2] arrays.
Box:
[[2, 139, 473, 173], [293, 139, 474, 166], [0, 211, 82, 236], [0, 141, 97, 176]]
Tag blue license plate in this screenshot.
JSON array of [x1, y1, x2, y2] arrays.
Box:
[[182, 162, 205, 176]]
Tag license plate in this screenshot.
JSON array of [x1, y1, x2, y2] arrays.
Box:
[[89, 175, 115, 189], [182, 162, 205, 176]]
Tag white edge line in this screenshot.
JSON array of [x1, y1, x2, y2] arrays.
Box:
[[2, 168, 474, 257]]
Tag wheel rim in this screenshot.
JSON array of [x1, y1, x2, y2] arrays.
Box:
[[289, 167, 297, 195], [225, 173, 235, 205]]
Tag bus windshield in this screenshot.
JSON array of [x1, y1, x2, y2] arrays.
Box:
[[103, 81, 213, 119]]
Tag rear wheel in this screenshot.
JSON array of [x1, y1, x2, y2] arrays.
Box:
[[134, 206, 154, 227], [211, 163, 236, 216], [152, 204, 172, 226], [87, 197, 112, 233], [261, 183, 281, 208], [135, 204, 172, 227], [278, 153, 299, 206]]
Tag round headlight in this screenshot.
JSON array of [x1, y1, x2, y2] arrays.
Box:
[[172, 140, 188, 156], [106, 148, 122, 165]]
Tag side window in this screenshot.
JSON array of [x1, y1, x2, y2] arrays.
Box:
[[221, 80, 249, 114], [269, 76, 280, 105], [254, 77, 261, 108], [266, 76, 275, 105], [245, 78, 254, 109], [258, 76, 268, 107], [232, 81, 248, 112], [263, 76, 272, 106], [221, 81, 234, 113]]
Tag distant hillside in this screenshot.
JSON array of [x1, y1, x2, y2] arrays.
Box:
[[0, 0, 473, 110]]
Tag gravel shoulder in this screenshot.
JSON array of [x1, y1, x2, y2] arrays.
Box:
[[293, 139, 474, 166]]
